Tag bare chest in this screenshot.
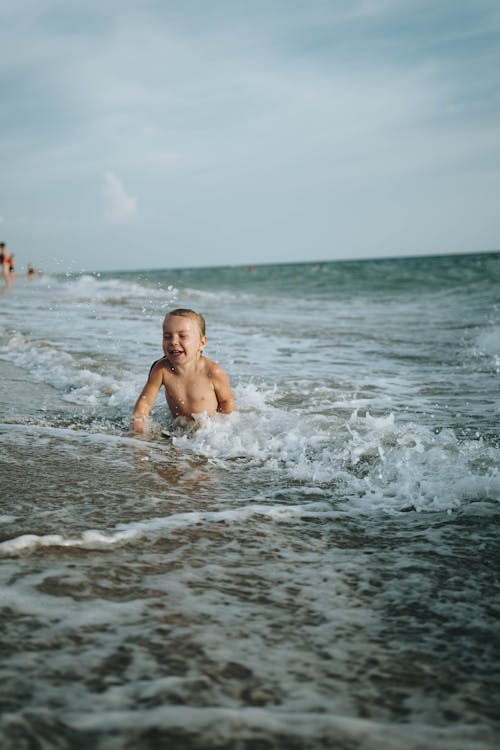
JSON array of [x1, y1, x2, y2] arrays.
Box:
[[162, 371, 217, 417]]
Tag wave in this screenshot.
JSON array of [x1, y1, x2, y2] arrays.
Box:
[[0, 331, 135, 409], [0, 501, 332, 555], [181, 286, 259, 303], [58, 274, 180, 316], [168, 391, 500, 515]]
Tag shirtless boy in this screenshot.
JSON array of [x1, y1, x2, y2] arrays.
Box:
[[130, 308, 235, 432]]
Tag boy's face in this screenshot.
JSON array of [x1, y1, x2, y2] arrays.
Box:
[[162, 314, 206, 364]]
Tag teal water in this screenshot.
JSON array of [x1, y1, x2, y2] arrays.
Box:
[[0, 252, 499, 748]]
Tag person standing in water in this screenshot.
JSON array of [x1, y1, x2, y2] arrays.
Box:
[[0, 243, 14, 288], [131, 308, 235, 432]]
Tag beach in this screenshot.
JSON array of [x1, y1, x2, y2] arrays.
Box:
[[1, 254, 499, 748]]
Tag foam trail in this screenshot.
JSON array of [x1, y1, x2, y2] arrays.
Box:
[[0, 502, 333, 555]]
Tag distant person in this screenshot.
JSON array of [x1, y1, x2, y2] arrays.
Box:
[[0, 243, 13, 287], [131, 308, 235, 432], [27, 263, 36, 279]]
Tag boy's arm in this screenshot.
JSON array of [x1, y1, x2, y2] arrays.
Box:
[[130, 362, 164, 432], [212, 366, 235, 414]]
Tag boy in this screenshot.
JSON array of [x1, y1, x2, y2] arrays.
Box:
[[130, 308, 235, 433]]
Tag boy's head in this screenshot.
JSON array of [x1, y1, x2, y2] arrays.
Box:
[[165, 308, 206, 336], [162, 309, 207, 363]]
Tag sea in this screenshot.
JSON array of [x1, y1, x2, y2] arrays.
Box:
[[0, 252, 499, 749]]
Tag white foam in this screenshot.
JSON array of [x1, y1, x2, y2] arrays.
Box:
[[1, 331, 136, 409], [65, 705, 495, 750], [183, 286, 257, 303], [0, 502, 333, 555], [476, 326, 500, 356], [336, 412, 500, 514], [474, 326, 500, 374], [0, 578, 141, 626], [165, 393, 500, 515]]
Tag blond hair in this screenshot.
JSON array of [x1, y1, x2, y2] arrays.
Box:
[[165, 308, 206, 336]]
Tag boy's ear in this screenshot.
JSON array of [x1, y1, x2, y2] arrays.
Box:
[[200, 335, 207, 349]]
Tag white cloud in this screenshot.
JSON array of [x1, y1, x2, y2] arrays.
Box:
[[102, 171, 137, 223]]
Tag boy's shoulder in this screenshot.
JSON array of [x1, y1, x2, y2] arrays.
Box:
[[149, 356, 172, 376], [200, 355, 227, 378]]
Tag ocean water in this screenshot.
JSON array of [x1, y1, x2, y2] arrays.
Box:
[[0, 253, 499, 749]]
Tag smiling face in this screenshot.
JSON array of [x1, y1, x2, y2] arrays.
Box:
[[162, 313, 206, 366]]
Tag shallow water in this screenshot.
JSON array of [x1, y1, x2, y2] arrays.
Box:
[[1, 253, 499, 748]]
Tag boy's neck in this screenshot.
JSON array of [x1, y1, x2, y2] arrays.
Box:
[[167, 353, 203, 374]]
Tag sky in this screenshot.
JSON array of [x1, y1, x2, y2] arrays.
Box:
[[1, 0, 499, 273]]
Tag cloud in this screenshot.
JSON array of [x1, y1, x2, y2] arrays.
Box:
[[102, 171, 137, 223]]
